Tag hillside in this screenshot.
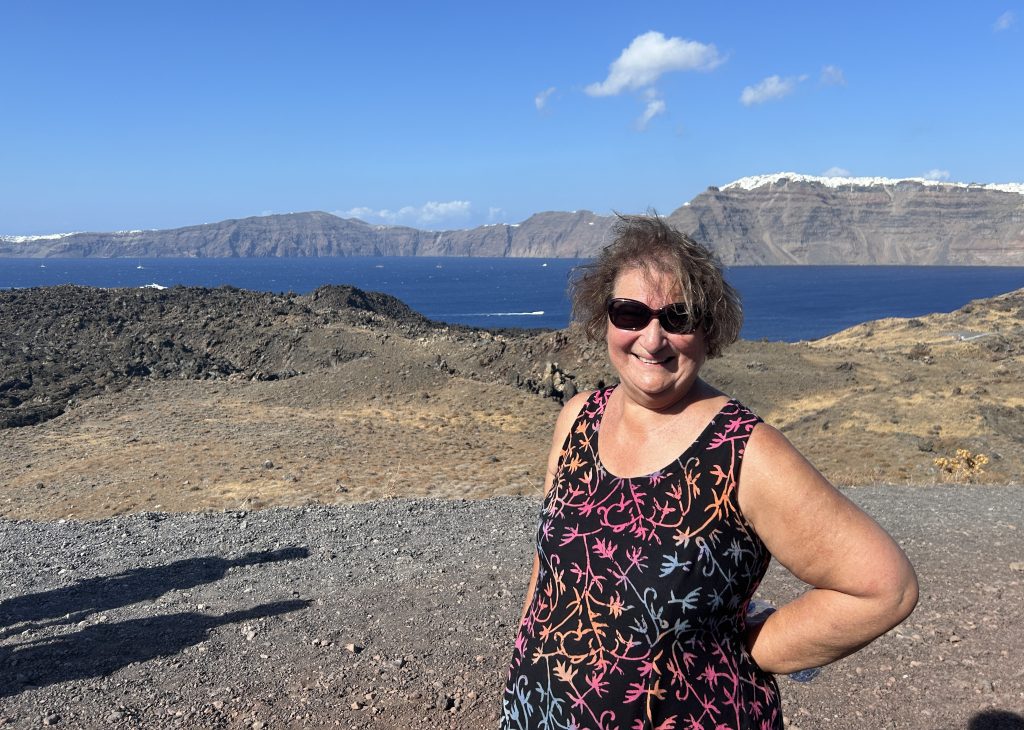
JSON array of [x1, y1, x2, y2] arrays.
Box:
[[1, 284, 1021, 522], [0, 210, 615, 260], [3, 173, 1023, 264], [669, 173, 1024, 265]]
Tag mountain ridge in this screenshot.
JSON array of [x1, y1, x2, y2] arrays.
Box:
[[4, 173, 1023, 264]]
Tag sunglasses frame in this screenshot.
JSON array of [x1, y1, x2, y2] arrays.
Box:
[[607, 298, 701, 335]]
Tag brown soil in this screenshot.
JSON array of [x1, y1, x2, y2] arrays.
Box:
[[2, 287, 1021, 521]]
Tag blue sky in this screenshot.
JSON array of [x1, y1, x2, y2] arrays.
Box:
[[2, 1, 1021, 235]]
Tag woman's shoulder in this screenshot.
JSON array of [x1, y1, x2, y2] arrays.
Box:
[[687, 381, 754, 425], [549, 388, 604, 441], [542, 390, 599, 496], [556, 390, 597, 431], [725, 397, 762, 424]]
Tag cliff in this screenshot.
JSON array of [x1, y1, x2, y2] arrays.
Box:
[[3, 173, 1023, 264], [0, 210, 615, 259], [670, 174, 1024, 265]]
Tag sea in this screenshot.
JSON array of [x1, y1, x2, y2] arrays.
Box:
[[3, 257, 1024, 342]]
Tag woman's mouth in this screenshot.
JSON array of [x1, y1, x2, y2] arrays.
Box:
[[632, 353, 669, 365]]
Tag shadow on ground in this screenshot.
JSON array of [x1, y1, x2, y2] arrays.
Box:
[[0, 546, 308, 638], [969, 710, 1024, 730], [0, 600, 310, 697], [0, 547, 311, 698]]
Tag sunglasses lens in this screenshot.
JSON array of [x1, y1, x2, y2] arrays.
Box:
[[660, 304, 695, 334], [609, 299, 699, 334], [608, 300, 652, 330]]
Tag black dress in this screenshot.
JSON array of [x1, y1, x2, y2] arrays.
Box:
[[502, 386, 782, 730]]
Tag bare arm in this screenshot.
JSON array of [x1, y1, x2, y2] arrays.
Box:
[[516, 391, 592, 625], [738, 423, 919, 673]]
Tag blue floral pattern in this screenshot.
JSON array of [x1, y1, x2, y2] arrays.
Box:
[[502, 387, 781, 730]]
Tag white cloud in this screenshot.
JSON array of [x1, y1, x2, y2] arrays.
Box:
[[585, 31, 723, 97], [338, 200, 473, 228], [922, 169, 951, 181], [823, 167, 851, 177], [820, 65, 846, 86], [534, 87, 556, 111], [994, 10, 1016, 31], [740, 75, 802, 106], [487, 207, 504, 221], [341, 206, 377, 220], [636, 90, 666, 130], [403, 200, 472, 225]]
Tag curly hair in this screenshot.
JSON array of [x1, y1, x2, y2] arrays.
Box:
[[569, 214, 742, 358]]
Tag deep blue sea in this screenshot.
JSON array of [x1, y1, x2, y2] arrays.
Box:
[[3, 257, 1023, 342]]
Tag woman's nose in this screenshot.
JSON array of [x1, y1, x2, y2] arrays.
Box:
[[639, 317, 666, 348]]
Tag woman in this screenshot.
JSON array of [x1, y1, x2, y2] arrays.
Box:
[[501, 216, 918, 730]]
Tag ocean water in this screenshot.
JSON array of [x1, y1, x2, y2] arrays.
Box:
[[2, 257, 1023, 342]]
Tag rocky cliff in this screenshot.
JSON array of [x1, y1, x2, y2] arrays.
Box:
[[669, 174, 1024, 265], [3, 174, 1023, 264], [0, 210, 615, 259]]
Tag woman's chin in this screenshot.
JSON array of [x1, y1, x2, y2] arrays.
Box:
[[619, 377, 694, 407]]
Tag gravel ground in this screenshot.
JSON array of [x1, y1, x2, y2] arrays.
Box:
[[1, 487, 1022, 729]]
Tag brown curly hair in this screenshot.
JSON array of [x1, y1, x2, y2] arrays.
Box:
[[569, 214, 742, 358]]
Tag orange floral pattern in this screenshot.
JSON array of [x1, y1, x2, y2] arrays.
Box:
[[502, 387, 781, 730]]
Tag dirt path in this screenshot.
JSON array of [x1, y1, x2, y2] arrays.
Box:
[[1, 486, 1021, 729]]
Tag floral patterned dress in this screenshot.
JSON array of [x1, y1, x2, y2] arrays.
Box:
[[501, 386, 781, 730]]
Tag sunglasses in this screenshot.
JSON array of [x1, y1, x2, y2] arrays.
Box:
[[607, 298, 701, 335]]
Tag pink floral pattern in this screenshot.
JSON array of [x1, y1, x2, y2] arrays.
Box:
[[502, 387, 781, 730]]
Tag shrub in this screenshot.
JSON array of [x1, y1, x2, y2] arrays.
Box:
[[934, 449, 989, 482], [907, 342, 932, 362]]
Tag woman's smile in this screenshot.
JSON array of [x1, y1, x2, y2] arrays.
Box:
[[631, 351, 671, 365], [606, 267, 706, 408]]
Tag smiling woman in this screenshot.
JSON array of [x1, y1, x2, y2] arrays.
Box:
[[569, 216, 743, 357], [499, 215, 918, 730]]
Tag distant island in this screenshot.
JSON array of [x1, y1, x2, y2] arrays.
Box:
[[3, 173, 1023, 265]]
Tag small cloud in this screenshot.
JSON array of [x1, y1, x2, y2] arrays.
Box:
[[922, 169, 951, 181], [740, 75, 801, 106], [635, 89, 666, 130], [585, 31, 723, 97], [994, 10, 1015, 31], [823, 167, 851, 177], [341, 206, 377, 220], [338, 201, 473, 228], [534, 86, 556, 111], [487, 207, 504, 222], [820, 65, 846, 86], [404, 200, 472, 225]]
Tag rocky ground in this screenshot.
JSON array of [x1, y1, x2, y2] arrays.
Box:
[[1, 284, 1023, 728], [0, 489, 1021, 729], [1, 285, 1022, 521]]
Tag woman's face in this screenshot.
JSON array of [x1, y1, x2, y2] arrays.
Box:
[[606, 267, 708, 410]]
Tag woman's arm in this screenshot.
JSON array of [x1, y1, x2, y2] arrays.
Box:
[[738, 423, 919, 673], [516, 391, 593, 625]]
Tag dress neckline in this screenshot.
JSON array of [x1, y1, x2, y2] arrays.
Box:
[[594, 387, 736, 481]]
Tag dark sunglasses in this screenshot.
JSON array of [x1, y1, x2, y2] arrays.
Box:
[[607, 298, 701, 335]]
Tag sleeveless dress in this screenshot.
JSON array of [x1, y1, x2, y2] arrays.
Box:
[[501, 386, 782, 730]]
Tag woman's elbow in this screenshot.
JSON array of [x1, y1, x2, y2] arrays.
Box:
[[895, 565, 920, 622], [878, 561, 920, 630]]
